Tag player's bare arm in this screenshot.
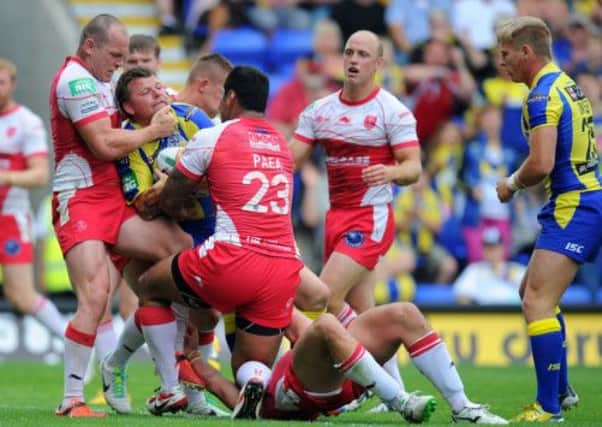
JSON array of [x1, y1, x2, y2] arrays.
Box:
[[362, 145, 422, 187], [76, 105, 175, 161], [159, 167, 202, 221], [288, 137, 313, 170], [497, 126, 557, 202], [0, 155, 48, 187], [132, 168, 168, 220]]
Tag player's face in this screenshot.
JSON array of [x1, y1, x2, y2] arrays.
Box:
[[343, 33, 382, 86], [88, 26, 129, 82], [201, 69, 227, 118], [497, 42, 527, 84], [123, 76, 169, 123], [125, 49, 160, 73], [0, 69, 15, 110]]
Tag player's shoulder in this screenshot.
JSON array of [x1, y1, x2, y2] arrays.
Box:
[[375, 88, 410, 112], [303, 90, 339, 114], [56, 58, 98, 97], [171, 102, 213, 129], [190, 118, 237, 145], [12, 104, 43, 125]]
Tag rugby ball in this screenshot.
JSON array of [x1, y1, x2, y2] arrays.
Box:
[[156, 146, 183, 174]]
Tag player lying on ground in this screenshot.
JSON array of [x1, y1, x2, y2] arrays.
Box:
[[185, 303, 509, 424]]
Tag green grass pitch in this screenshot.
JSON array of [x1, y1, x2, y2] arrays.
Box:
[[0, 362, 600, 426]]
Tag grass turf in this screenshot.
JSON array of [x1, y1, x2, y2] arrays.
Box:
[[0, 362, 600, 426]]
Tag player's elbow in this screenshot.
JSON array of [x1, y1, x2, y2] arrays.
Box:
[[529, 159, 553, 178]]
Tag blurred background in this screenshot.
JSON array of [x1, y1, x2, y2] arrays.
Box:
[[0, 0, 601, 366]]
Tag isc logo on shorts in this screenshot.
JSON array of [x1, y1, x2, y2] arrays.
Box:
[[344, 231, 365, 248], [4, 240, 21, 256], [565, 242, 584, 254]]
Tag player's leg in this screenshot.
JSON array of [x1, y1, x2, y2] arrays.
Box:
[[56, 240, 114, 417], [321, 252, 368, 324], [350, 303, 508, 424], [117, 279, 138, 320], [114, 215, 192, 261], [294, 266, 330, 321], [2, 263, 67, 338], [514, 249, 578, 422], [292, 313, 436, 422]]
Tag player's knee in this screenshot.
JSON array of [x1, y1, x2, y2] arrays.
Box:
[[389, 302, 427, 332], [312, 313, 342, 339], [298, 284, 330, 312]]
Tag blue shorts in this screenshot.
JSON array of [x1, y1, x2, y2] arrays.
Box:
[[178, 218, 215, 246], [535, 190, 602, 264]]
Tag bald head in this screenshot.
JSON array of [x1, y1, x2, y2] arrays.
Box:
[[78, 14, 127, 48], [346, 30, 383, 58]]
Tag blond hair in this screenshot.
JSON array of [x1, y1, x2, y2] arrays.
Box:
[[496, 16, 552, 59], [187, 53, 233, 85], [0, 58, 17, 82]]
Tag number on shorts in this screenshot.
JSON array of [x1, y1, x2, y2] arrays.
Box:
[[242, 171, 289, 214]]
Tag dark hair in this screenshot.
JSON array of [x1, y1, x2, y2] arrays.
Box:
[[223, 66, 269, 113], [115, 67, 154, 115], [129, 34, 160, 57], [78, 14, 124, 48]]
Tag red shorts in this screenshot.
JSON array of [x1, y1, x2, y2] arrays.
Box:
[[52, 185, 136, 256], [0, 213, 33, 264], [175, 239, 303, 329], [261, 351, 365, 420], [324, 205, 395, 270]]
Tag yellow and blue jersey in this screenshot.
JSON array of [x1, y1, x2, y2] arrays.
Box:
[[522, 63, 602, 264], [117, 102, 216, 244], [522, 63, 601, 198]]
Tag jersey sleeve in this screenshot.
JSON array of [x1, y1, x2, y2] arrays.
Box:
[[177, 125, 221, 181], [22, 110, 48, 157], [56, 72, 108, 126], [525, 90, 562, 129], [292, 102, 317, 145], [386, 99, 419, 150]]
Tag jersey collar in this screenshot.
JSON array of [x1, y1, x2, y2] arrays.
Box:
[[530, 62, 561, 89]]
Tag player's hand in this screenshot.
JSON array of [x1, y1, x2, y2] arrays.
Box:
[[134, 192, 162, 220], [0, 171, 13, 186], [150, 105, 176, 138], [496, 178, 515, 203], [362, 164, 394, 186]]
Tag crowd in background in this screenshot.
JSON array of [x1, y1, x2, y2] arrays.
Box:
[[156, 0, 602, 300]]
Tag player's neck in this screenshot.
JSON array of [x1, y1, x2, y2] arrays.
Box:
[[239, 110, 263, 119], [526, 59, 550, 88], [0, 99, 16, 114], [174, 87, 193, 105], [341, 82, 376, 103]]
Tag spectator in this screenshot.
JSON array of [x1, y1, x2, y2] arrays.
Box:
[[394, 171, 458, 284], [330, 0, 387, 43], [246, 0, 312, 34], [385, 0, 453, 60], [453, 227, 525, 305], [462, 104, 519, 261], [404, 39, 476, 144], [572, 33, 602, 78], [156, 0, 182, 35], [561, 14, 598, 76], [452, 0, 516, 50], [310, 19, 344, 84]]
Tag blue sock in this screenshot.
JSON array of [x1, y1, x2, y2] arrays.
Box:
[[556, 308, 569, 394], [528, 318, 562, 414]]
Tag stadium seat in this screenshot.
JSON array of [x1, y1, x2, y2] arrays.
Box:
[[414, 284, 456, 306], [560, 285, 592, 305], [213, 28, 269, 71], [267, 29, 313, 73], [436, 216, 467, 262], [596, 288, 602, 304], [267, 72, 290, 99]]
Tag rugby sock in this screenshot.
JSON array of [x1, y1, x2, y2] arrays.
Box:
[[63, 322, 95, 405], [301, 309, 326, 321], [224, 312, 236, 351], [136, 306, 179, 390], [95, 318, 117, 363], [198, 330, 215, 360], [407, 331, 468, 412], [555, 307, 569, 394], [171, 303, 189, 353], [336, 303, 357, 328], [528, 317, 562, 414], [32, 295, 67, 338], [108, 315, 144, 367], [383, 353, 405, 390], [335, 344, 405, 410], [236, 360, 272, 388]]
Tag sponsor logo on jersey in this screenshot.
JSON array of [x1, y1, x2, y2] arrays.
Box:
[[5, 126, 16, 139], [79, 99, 99, 116], [526, 93, 549, 104], [68, 77, 97, 97], [344, 231, 365, 248], [4, 240, 21, 256], [564, 242, 584, 254], [564, 84, 585, 102]]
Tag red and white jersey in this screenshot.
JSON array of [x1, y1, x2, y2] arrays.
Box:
[[294, 87, 419, 209], [177, 116, 297, 258], [50, 56, 120, 191], [0, 105, 48, 215]]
